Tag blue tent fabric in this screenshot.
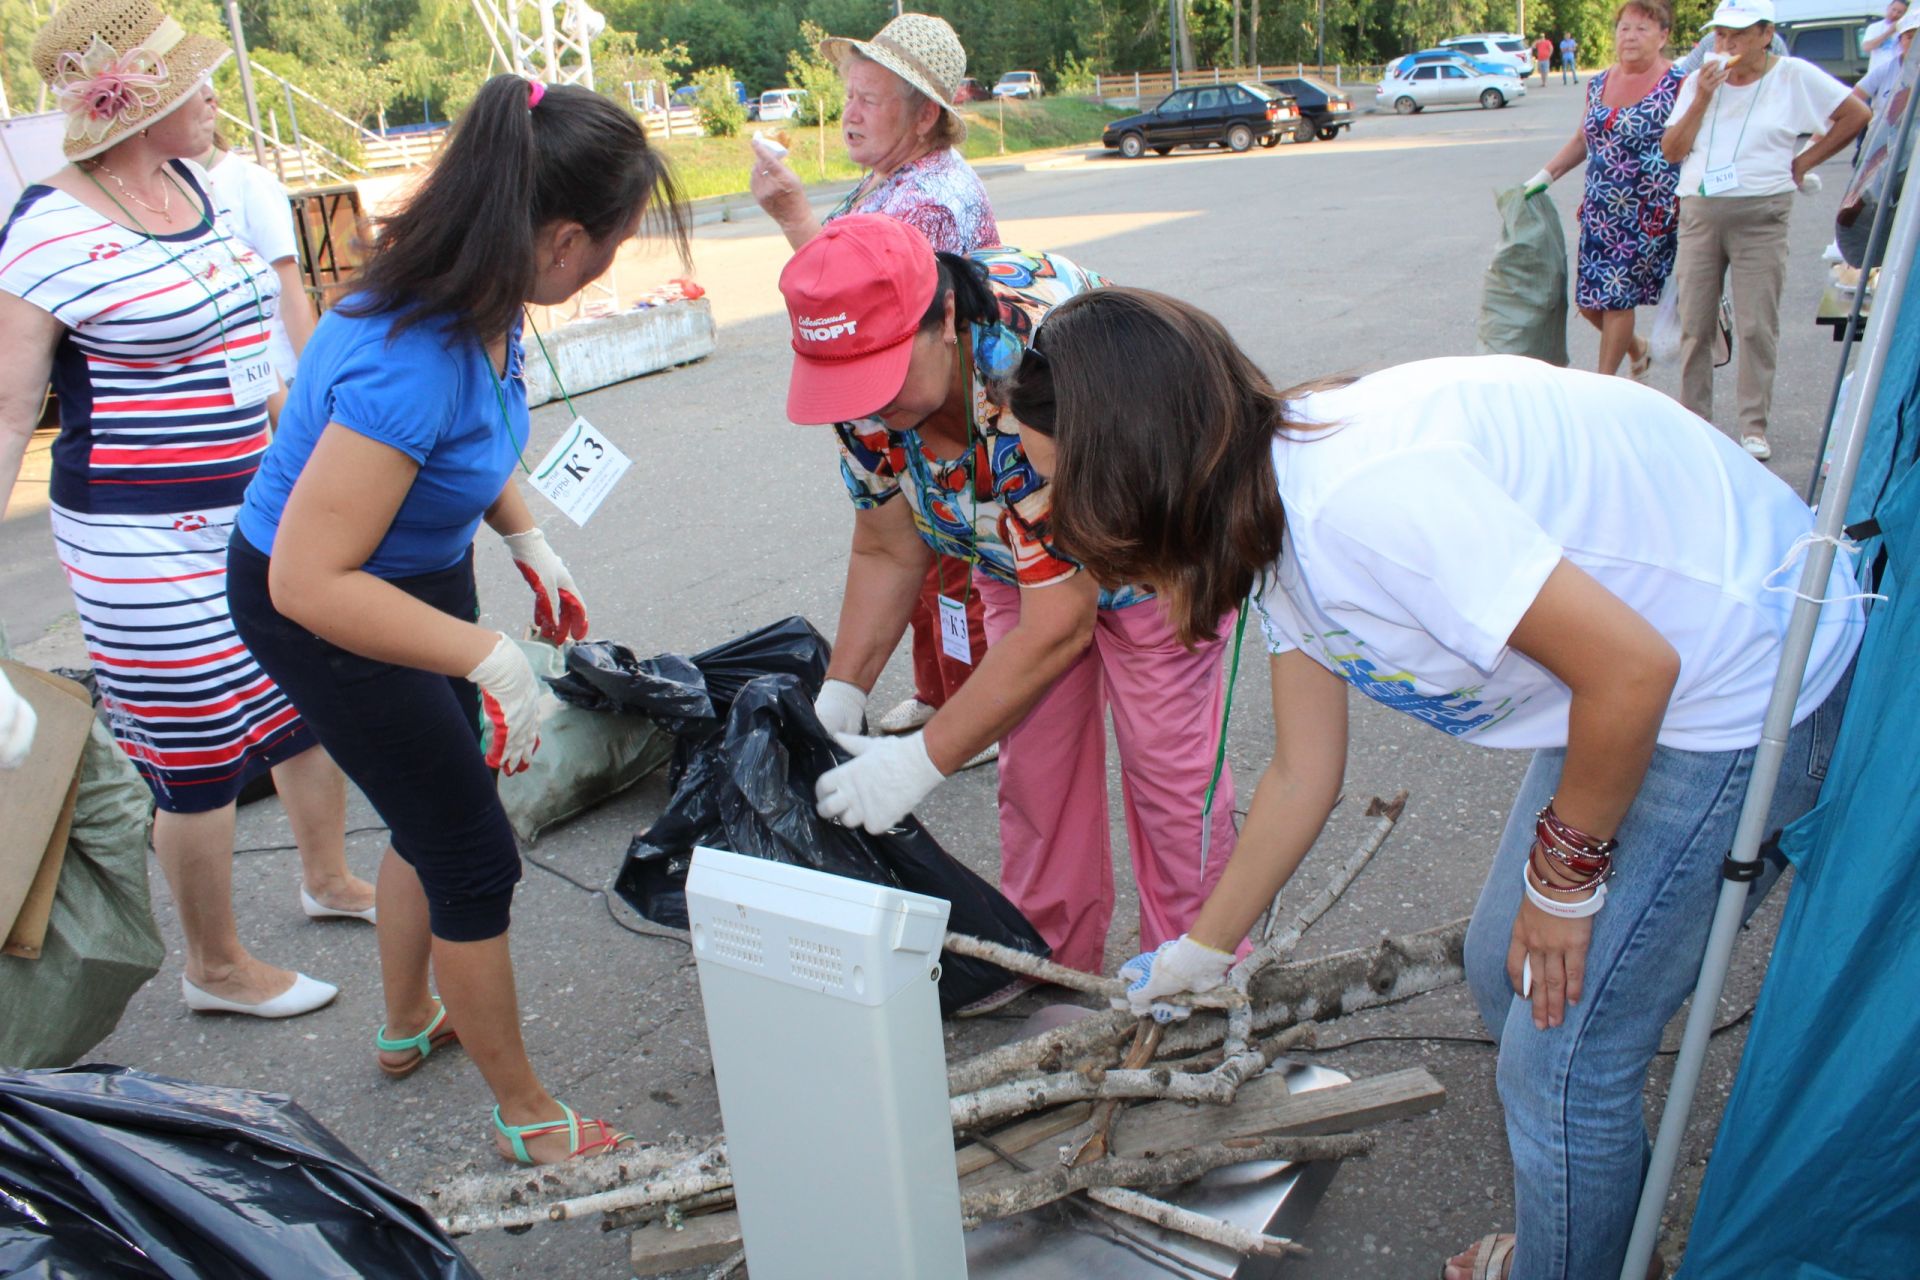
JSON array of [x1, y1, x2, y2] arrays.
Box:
[[1679, 270, 1920, 1276]]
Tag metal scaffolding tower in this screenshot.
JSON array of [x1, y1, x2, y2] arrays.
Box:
[[467, 0, 604, 89]]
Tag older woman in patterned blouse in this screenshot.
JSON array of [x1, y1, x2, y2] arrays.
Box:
[[752, 12, 1001, 747]]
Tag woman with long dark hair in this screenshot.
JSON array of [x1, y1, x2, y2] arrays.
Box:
[[226, 75, 687, 1163], [1007, 288, 1862, 1279]]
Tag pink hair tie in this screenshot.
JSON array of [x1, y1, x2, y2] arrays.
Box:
[[527, 80, 547, 109]]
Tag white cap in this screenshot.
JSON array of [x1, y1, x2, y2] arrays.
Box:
[[1702, 0, 1776, 30], [1896, 7, 1920, 37]]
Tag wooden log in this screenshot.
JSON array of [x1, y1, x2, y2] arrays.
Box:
[[1112, 1066, 1446, 1159], [954, 1103, 1096, 1177], [628, 1209, 747, 1276]]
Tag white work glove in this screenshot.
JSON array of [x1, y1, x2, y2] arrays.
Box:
[[468, 632, 545, 775], [813, 679, 868, 738], [1522, 168, 1553, 197], [502, 528, 588, 645], [1113, 935, 1236, 1023], [815, 731, 945, 834], [0, 668, 36, 769]]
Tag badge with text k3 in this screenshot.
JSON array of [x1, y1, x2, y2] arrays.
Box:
[[529, 417, 631, 526], [937, 593, 973, 665]]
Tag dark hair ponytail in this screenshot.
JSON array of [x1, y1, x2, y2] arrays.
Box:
[[343, 76, 689, 341], [918, 251, 999, 332]]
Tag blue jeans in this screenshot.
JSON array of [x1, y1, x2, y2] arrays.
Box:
[[1463, 666, 1850, 1280]]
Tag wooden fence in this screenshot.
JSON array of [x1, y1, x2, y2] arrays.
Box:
[[1094, 64, 1389, 105]]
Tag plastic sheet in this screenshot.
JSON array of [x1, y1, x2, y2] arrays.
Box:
[[599, 617, 1048, 1013], [1476, 185, 1570, 367], [0, 1065, 479, 1279]]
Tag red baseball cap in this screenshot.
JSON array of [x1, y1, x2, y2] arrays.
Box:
[[780, 214, 938, 424]]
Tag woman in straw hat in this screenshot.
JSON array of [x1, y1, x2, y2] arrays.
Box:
[[752, 13, 1002, 751], [0, 0, 371, 1020]]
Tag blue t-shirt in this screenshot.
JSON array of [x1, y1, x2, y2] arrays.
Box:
[[237, 299, 527, 578]]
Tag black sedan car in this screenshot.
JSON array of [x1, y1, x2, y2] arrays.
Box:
[[1262, 76, 1356, 143], [1101, 81, 1297, 158]]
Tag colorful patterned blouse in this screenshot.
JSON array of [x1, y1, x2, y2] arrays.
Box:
[[834, 246, 1147, 610], [824, 146, 1000, 254]]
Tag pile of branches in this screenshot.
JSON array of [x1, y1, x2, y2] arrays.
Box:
[[424, 793, 1467, 1274]]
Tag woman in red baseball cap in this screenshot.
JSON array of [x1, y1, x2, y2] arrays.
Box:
[[780, 214, 1242, 1014]]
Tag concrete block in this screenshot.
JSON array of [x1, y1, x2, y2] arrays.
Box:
[[525, 298, 717, 408]]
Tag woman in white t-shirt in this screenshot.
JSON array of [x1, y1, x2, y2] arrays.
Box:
[[197, 136, 317, 420], [1003, 290, 1864, 1280], [1661, 0, 1868, 460]]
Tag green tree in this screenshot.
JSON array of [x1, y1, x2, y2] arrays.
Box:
[[694, 64, 747, 135]]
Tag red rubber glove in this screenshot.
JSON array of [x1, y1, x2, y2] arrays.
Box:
[[502, 528, 588, 644]]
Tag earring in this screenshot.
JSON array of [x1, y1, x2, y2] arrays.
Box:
[[557, 259, 567, 269]]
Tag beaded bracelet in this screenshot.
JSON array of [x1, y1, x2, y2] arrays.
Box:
[[1535, 800, 1617, 880]]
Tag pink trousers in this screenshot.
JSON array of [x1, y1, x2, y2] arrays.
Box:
[[976, 574, 1239, 974]]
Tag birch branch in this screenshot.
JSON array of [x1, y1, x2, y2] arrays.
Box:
[[1084, 1186, 1309, 1257], [429, 1139, 716, 1235], [942, 933, 1125, 999], [1066, 1022, 1164, 1166], [704, 1249, 745, 1279]]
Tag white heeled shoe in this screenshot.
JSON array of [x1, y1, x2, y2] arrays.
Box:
[[181, 972, 338, 1019], [300, 887, 376, 923]]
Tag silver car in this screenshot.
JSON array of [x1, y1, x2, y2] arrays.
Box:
[[1376, 61, 1528, 114]]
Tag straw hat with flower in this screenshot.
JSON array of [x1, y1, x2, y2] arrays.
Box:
[[818, 12, 968, 122], [32, 0, 230, 161]]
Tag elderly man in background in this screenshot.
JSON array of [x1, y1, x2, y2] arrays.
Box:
[[752, 13, 1002, 760]]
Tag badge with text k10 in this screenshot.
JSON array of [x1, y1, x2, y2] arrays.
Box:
[[529, 417, 631, 526]]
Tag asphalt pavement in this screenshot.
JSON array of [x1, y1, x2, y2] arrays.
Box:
[[1, 82, 1854, 1278]]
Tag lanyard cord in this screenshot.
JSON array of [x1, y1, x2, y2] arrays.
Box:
[[485, 307, 581, 477], [908, 338, 983, 603], [83, 166, 268, 338], [1703, 54, 1769, 189], [1199, 598, 1250, 873]]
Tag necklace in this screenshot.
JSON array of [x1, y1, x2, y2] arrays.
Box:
[[88, 160, 171, 217]]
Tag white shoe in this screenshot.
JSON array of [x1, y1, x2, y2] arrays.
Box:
[[301, 887, 376, 923], [874, 697, 937, 734], [1822, 241, 1845, 264], [182, 972, 338, 1019], [959, 741, 1000, 771], [1742, 434, 1773, 461]]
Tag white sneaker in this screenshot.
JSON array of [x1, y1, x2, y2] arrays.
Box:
[[1822, 241, 1845, 264], [182, 972, 338, 1019], [874, 697, 937, 734], [1742, 434, 1773, 460], [301, 887, 376, 923]]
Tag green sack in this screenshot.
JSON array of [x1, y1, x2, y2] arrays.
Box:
[[495, 639, 674, 845], [0, 717, 161, 1069], [1477, 185, 1570, 367]]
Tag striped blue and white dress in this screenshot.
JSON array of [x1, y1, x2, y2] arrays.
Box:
[[0, 160, 315, 812]]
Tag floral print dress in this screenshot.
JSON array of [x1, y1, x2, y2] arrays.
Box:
[[1576, 66, 1684, 311]]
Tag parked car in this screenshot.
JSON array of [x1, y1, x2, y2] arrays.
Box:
[[1438, 32, 1537, 77], [955, 77, 989, 103], [1388, 49, 1521, 80], [757, 87, 807, 121], [1263, 76, 1355, 142], [1773, 0, 1882, 83], [1102, 82, 1297, 158], [992, 70, 1044, 98], [1377, 61, 1528, 113]]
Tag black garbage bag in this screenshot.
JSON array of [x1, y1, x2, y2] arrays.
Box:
[[618, 672, 1048, 1014], [553, 616, 832, 739], [0, 1065, 479, 1280]]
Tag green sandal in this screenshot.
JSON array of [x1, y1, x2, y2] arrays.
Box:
[[374, 997, 459, 1079], [492, 1101, 632, 1165]]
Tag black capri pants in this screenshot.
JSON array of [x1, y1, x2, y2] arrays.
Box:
[[227, 533, 521, 942]]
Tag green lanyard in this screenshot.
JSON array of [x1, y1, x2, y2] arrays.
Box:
[[485, 307, 581, 476], [1199, 597, 1250, 872], [1702, 54, 1769, 192], [83, 165, 269, 338], [903, 340, 984, 601]]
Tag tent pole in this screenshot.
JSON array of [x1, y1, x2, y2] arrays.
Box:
[[1618, 142, 1920, 1280]]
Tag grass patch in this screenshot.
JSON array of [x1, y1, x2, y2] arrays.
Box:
[[651, 96, 1127, 202]]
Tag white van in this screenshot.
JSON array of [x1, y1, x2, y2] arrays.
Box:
[[757, 88, 808, 122]]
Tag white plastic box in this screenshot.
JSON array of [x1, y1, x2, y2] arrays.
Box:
[[687, 846, 968, 1279]]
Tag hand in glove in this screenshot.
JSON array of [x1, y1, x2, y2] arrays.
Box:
[[1112, 935, 1236, 1023], [814, 731, 945, 834], [468, 632, 545, 775], [0, 668, 37, 769], [1522, 168, 1554, 198], [813, 679, 868, 738], [502, 528, 588, 645]]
